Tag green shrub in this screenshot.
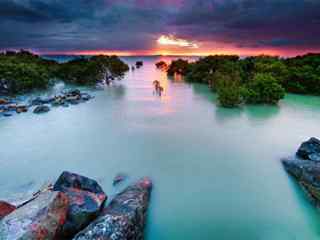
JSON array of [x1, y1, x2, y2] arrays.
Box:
[[243, 73, 285, 104]]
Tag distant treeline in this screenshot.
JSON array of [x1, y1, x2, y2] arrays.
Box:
[[166, 54, 320, 107], [0, 50, 129, 95]]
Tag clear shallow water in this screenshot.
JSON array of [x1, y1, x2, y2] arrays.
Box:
[[1, 56, 320, 239]]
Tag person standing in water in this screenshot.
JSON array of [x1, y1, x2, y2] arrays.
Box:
[[152, 80, 164, 96], [153, 80, 160, 95]]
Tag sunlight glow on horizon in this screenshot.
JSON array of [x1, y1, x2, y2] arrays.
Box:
[[40, 47, 320, 58], [157, 35, 199, 49]]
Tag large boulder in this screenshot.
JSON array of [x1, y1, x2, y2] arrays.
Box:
[[54, 171, 105, 195], [0, 191, 69, 240], [73, 177, 152, 240], [0, 201, 16, 219], [283, 137, 320, 206], [296, 137, 320, 161], [53, 171, 107, 238], [283, 158, 320, 205]]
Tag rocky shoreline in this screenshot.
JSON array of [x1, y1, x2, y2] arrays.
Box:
[[0, 89, 93, 118], [0, 172, 152, 240], [282, 137, 320, 206]]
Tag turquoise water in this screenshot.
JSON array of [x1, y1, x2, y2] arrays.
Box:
[[1, 56, 320, 239]]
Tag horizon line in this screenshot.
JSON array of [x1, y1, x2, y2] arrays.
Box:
[[2, 48, 320, 58]]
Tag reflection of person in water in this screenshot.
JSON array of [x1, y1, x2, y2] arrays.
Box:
[[158, 86, 164, 96]]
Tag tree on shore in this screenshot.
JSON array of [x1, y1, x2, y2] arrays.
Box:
[[0, 50, 129, 94]]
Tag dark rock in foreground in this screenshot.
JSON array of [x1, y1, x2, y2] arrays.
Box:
[[296, 137, 320, 161], [283, 158, 320, 205], [283, 137, 320, 206], [54, 171, 107, 238], [54, 171, 105, 195], [33, 105, 50, 114], [0, 201, 16, 219], [73, 177, 152, 240], [0, 191, 69, 240]]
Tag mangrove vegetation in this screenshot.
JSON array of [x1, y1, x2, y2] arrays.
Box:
[[167, 54, 320, 107], [0, 50, 129, 95]]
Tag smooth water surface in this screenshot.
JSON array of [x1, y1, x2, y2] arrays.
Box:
[[1, 56, 320, 239]]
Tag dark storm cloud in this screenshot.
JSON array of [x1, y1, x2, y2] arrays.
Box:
[[172, 0, 320, 49], [0, 0, 319, 53]]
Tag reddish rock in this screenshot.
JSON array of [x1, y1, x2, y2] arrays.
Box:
[[0, 201, 16, 219], [54, 171, 107, 238], [0, 191, 69, 240]]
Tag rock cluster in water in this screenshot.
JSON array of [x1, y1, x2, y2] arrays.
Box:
[[282, 137, 320, 206], [0, 172, 152, 240], [0, 89, 93, 117]]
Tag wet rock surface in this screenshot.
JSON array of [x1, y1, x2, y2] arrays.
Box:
[[0, 191, 69, 240], [73, 177, 152, 240], [296, 137, 320, 161], [54, 171, 106, 195], [0, 172, 152, 240], [53, 171, 107, 238], [283, 137, 320, 206]]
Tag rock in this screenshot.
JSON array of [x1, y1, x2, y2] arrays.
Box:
[[0, 201, 16, 219], [3, 113, 12, 117], [81, 93, 91, 101], [16, 105, 28, 113], [296, 137, 320, 161], [113, 173, 127, 186], [283, 137, 320, 207], [7, 104, 17, 110], [0, 191, 69, 240], [31, 97, 42, 106], [73, 177, 152, 240], [51, 98, 65, 107], [33, 105, 50, 114], [54, 171, 105, 195], [0, 98, 8, 105], [66, 96, 80, 105], [68, 89, 81, 96], [283, 158, 320, 205], [31, 97, 54, 106], [53, 171, 107, 238]]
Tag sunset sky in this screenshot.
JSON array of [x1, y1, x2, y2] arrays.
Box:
[[0, 0, 319, 56]]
